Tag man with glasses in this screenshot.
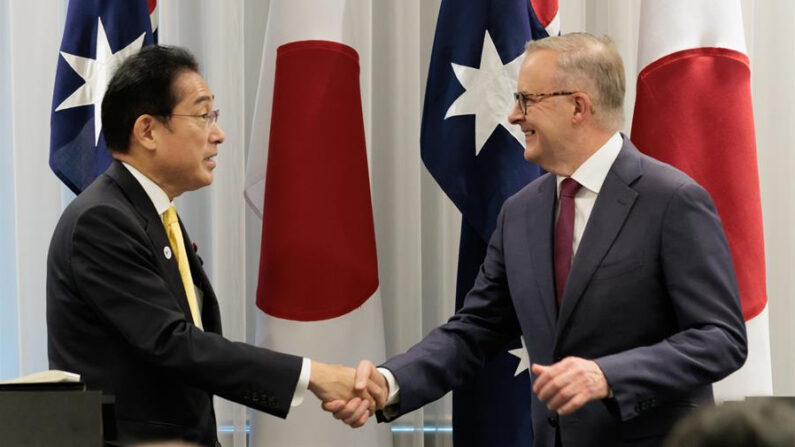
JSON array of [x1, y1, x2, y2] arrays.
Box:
[[329, 33, 747, 446], [46, 45, 379, 446]]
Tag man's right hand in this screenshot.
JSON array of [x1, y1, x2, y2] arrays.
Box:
[[308, 360, 386, 427], [321, 360, 389, 427]]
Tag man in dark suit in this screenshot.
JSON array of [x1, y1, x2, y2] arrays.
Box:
[[326, 33, 747, 446], [47, 46, 377, 446]]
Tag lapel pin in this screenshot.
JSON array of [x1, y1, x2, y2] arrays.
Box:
[[164, 246, 172, 259]]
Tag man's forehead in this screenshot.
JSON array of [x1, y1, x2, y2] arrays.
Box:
[[519, 51, 558, 85], [174, 71, 214, 105]]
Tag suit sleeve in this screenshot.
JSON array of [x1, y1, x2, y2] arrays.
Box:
[[378, 202, 523, 420], [69, 204, 303, 418], [595, 182, 747, 421]]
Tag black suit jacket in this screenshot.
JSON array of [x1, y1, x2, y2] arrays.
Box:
[[381, 138, 747, 446], [47, 161, 302, 446]]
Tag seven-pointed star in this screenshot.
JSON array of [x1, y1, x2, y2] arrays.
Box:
[[445, 30, 525, 155], [508, 336, 531, 376], [56, 17, 145, 145]]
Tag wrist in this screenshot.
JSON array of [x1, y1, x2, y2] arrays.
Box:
[[308, 360, 327, 394], [590, 360, 610, 399]]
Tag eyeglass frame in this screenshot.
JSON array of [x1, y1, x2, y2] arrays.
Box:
[[169, 109, 221, 128], [513, 91, 576, 115]]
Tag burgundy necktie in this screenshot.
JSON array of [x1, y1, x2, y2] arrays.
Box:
[[554, 178, 581, 308]]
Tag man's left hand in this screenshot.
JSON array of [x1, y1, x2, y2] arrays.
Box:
[[531, 357, 610, 416]]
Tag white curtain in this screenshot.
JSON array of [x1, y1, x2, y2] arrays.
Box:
[[2, 1, 795, 446]]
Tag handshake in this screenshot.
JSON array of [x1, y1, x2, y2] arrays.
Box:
[[308, 359, 389, 428]]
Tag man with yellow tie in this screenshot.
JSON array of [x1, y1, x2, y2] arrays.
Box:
[[46, 45, 378, 446]]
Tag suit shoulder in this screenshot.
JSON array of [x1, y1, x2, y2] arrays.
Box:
[[55, 175, 140, 234], [636, 152, 706, 192], [628, 152, 720, 218], [504, 172, 554, 209]]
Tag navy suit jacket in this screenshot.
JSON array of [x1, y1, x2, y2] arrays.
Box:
[[381, 138, 747, 446], [47, 161, 302, 446]]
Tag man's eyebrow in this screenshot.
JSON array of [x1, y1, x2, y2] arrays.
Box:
[[192, 94, 215, 105]]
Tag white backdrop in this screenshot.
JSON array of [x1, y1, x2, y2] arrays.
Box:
[[1, 1, 793, 446]]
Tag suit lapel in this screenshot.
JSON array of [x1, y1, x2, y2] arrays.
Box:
[[105, 161, 195, 322], [526, 174, 558, 330], [555, 141, 643, 340]]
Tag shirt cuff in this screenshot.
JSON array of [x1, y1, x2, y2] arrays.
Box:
[[290, 357, 312, 407], [377, 367, 400, 406]]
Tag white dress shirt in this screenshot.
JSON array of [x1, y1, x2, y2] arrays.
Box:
[[555, 132, 623, 256], [378, 132, 624, 409], [121, 162, 311, 406]]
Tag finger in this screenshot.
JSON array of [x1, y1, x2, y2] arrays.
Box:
[[535, 374, 563, 403], [355, 360, 374, 391], [531, 363, 551, 393], [332, 397, 362, 421], [534, 359, 579, 400], [545, 379, 579, 411], [322, 400, 346, 412], [533, 367, 559, 398], [536, 366, 577, 403], [366, 379, 387, 408], [557, 393, 588, 416], [351, 409, 370, 428], [359, 388, 377, 413], [530, 363, 548, 376], [343, 397, 371, 426]]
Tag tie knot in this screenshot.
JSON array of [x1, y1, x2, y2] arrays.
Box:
[[560, 178, 581, 198], [163, 205, 178, 226]]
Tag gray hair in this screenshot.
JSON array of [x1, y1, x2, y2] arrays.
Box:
[[526, 33, 625, 131]]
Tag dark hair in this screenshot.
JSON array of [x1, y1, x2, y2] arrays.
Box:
[[101, 45, 199, 152], [664, 400, 795, 447]]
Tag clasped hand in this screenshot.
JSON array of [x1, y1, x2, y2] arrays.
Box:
[[309, 360, 388, 428]]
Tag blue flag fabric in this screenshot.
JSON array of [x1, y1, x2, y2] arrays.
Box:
[[50, 0, 156, 194], [420, 0, 550, 445]]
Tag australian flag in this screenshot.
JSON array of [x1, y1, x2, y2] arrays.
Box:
[[50, 0, 158, 194], [420, 0, 558, 445]]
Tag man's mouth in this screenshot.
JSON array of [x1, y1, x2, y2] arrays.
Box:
[[203, 154, 217, 168]]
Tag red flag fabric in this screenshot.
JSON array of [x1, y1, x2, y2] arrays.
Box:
[[530, 0, 558, 30], [632, 47, 766, 321], [631, 0, 771, 400], [244, 2, 389, 445], [257, 41, 379, 321]]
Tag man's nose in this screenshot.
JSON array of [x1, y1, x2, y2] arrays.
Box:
[[210, 123, 225, 144], [508, 100, 524, 125]]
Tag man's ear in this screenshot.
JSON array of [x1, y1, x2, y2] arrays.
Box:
[[131, 115, 159, 152], [571, 92, 592, 125]]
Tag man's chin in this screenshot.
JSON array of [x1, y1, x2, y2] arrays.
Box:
[[190, 174, 214, 191], [523, 148, 540, 164]]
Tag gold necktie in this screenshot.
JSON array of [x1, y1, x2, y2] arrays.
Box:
[[162, 205, 203, 330]]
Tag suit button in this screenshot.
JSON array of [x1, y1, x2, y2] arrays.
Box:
[[547, 415, 558, 427]]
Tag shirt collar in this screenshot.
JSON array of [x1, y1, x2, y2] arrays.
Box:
[[556, 132, 623, 196], [121, 162, 173, 216]]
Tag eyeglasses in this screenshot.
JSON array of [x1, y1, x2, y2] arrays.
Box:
[[513, 91, 575, 115], [171, 109, 220, 128]]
